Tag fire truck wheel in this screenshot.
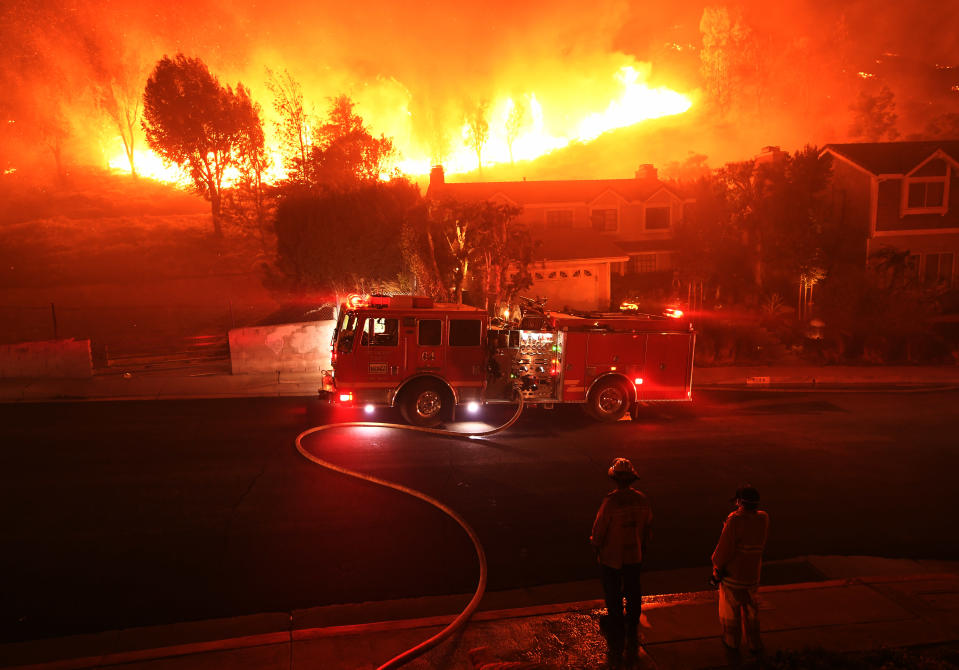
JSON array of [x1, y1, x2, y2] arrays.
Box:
[[400, 379, 449, 427], [587, 378, 631, 422]]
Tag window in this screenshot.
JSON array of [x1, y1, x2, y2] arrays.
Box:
[[630, 253, 657, 273], [546, 210, 573, 229], [591, 208, 618, 232], [366, 317, 398, 346], [573, 269, 581, 277], [923, 252, 955, 286], [645, 206, 670, 230], [336, 313, 360, 353], [449, 319, 482, 346], [907, 181, 946, 210], [534, 272, 543, 279], [418, 319, 441, 346]]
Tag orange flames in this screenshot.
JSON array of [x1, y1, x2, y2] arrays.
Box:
[[107, 64, 692, 185]]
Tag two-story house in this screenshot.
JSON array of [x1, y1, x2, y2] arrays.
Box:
[[426, 164, 688, 310], [820, 141, 959, 287]]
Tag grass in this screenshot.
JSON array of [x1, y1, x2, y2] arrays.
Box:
[[0, 168, 290, 353]]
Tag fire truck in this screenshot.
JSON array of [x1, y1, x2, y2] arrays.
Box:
[[326, 294, 695, 426]]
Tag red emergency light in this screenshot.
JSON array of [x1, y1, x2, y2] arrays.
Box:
[[665, 308, 684, 319], [338, 392, 353, 403], [346, 294, 367, 309]]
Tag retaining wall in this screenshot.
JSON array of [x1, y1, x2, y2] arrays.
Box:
[[0, 338, 93, 378], [229, 321, 335, 374]]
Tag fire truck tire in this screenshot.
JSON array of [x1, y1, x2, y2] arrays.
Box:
[[586, 378, 631, 422], [400, 379, 450, 427]]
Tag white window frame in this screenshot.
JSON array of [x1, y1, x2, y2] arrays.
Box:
[[590, 207, 619, 232], [545, 209, 574, 229], [630, 253, 657, 273], [901, 165, 949, 216], [644, 205, 671, 231], [922, 251, 955, 287]]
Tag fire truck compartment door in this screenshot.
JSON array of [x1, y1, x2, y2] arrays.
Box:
[[445, 318, 486, 387], [408, 317, 446, 374], [641, 333, 693, 400]]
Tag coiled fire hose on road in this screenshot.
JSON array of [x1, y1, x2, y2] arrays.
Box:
[[294, 392, 525, 670]]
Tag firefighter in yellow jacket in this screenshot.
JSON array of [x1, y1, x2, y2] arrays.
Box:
[[711, 485, 769, 653], [591, 458, 653, 662]]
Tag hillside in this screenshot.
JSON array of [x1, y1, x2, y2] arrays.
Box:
[[0, 169, 285, 353]]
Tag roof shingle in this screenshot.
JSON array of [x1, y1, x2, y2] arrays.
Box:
[[823, 141, 959, 175]]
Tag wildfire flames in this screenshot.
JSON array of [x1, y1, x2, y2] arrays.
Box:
[[106, 63, 692, 185]]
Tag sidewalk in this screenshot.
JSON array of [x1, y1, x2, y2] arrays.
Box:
[[1, 366, 958, 404], [3, 557, 958, 669]]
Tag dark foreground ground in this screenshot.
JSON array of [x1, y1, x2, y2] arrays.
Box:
[[2, 388, 957, 643]]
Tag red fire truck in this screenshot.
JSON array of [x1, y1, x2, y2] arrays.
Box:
[[327, 295, 695, 426]]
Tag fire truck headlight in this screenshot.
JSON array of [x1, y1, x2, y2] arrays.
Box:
[[467, 402, 479, 413], [634, 378, 643, 385], [364, 404, 374, 414]]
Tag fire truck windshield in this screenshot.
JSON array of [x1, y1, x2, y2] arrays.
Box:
[[336, 311, 361, 353]]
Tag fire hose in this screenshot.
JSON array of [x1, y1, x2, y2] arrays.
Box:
[[294, 392, 525, 670]]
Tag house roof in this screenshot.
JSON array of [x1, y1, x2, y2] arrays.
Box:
[[429, 177, 676, 205], [533, 230, 629, 263], [822, 141, 959, 176], [616, 239, 677, 254]]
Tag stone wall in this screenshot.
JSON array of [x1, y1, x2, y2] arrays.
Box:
[[229, 321, 335, 374]]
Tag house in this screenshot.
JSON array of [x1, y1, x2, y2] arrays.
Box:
[[820, 141, 959, 288], [426, 165, 688, 310]]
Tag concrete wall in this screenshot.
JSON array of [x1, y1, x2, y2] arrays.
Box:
[[229, 321, 335, 374], [0, 338, 93, 378]]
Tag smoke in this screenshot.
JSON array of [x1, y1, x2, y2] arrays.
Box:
[[1, 0, 956, 181]]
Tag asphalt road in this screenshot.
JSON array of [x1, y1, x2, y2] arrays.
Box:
[[2, 389, 957, 643]]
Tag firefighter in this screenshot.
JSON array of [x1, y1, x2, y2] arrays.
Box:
[[590, 458, 653, 665], [711, 485, 769, 654]]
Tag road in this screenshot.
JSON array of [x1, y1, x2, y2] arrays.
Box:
[[1, 389, 957, 643]]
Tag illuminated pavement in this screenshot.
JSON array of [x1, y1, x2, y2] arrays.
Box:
[[3, 369, 959, 667]]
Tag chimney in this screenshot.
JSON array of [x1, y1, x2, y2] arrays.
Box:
[[430, 165, 445, 188], [754, 146, 785, 166], [635, 163, 657, 180]]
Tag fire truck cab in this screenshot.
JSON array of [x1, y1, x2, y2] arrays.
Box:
[[328, 294, 695, 426]]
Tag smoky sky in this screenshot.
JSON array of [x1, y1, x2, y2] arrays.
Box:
[[2, 0, 957, 177]]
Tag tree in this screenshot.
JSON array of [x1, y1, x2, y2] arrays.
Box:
[[306, 95, 395, 189], [83, 37, 145, 178], [273, 179, 419, 295], [142, 54, 262, 236], [229, 85, 273, 248], [265, 68, 313, 184], [464, 100, 490, 172], [699, 6, 756, 117], [848, 84, 899, 141], [505, 98, 526, 165], [406, 199, 530, 308], [921, 112, 959, 140]]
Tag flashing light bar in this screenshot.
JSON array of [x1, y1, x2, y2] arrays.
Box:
[[665, 308, 684, 319]]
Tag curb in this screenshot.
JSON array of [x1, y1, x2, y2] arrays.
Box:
[[10, 573, 959, 670]]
